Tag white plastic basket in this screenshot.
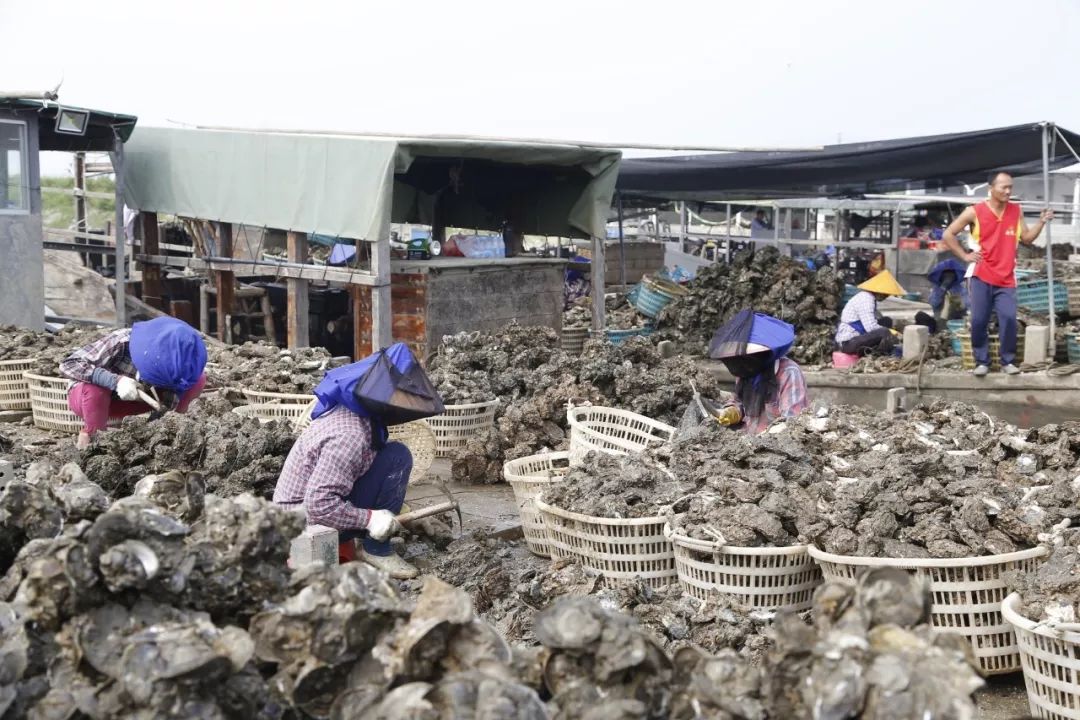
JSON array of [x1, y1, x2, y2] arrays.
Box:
[[24, 372, 82, 433], [0, 359, 35, 411], [503, 451, 571, 557], [671, 531, 822, 611], [1002, 593, 1080, 719], [567, 405, 676, 465], [561, 326, 589, 356], [535, 497, 676, 588], [428, 399, 499, 458], [240, 388, 316, 405], [388, 420, 437, 485], [232, 402, 315, 432], [809, 545, 1048, 675]]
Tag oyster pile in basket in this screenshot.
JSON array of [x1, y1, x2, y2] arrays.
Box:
[[0, 323, 112, 374], [539, 451, 692, 519], [1005, 528, 1080, 624]]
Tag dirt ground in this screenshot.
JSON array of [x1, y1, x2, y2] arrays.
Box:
[[976, 674, 1031, 719]]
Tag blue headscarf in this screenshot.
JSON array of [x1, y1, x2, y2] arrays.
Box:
[[747, 313, 795, 360], [928, 259, 966, 291], [710, 310, 795, 361], [128, 317, 207, 393]]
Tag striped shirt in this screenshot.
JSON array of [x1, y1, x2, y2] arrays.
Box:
[[730, 358, 808, 435], [59, 328, 137, 388], [273, 406, 375, 530], [835, 291, 880, 344]]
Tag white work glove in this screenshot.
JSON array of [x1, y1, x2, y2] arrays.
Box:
[[116, 376, 140, 402], [366, 509, 403, 542]]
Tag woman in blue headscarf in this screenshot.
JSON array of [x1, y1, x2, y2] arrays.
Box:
[[708, 309, 809, 434], [60, 317, 208, 449]]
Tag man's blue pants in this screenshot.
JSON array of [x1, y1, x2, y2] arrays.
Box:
[[969, 276, 1018, 367]]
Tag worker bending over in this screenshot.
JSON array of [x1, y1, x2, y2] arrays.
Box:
[[60, 317, 207, 450], [274, 343, 443, 579], [834, 271, 906, 356], [927, 258, 970, 323], [709, 309, 808, 434], [942, 170, 1053, 376]]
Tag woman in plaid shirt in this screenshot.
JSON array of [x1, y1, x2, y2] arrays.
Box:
[[708, 310, 808, 434], [60, 317, 207, 449]]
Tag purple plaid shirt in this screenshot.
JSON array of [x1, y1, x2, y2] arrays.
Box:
[[59, 328, 137, 387], [273, 406, 375, 530], [731, 358, 808, 435]]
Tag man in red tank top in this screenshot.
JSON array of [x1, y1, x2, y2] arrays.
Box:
[[942, 171, 1053, 376]]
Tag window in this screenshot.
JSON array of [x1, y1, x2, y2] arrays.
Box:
[[0, 120, 29, 213]]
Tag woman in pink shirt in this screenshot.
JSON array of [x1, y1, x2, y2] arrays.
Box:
[[709, 309, 809, 434]]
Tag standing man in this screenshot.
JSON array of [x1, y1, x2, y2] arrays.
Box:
[[942, 171, 1054, 376]]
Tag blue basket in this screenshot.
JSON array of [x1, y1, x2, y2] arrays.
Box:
[[842, 285, 859, 304], [590, 326, 655, 346], [1016, 280, 1067, 315], [1068, 333, 1080, 365], [947, 320, 966, 355], [632, 282, 676, 319]]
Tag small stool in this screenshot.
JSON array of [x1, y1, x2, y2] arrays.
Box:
[[832, 351, 860, 369]]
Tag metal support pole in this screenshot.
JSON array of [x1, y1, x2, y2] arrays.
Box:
[[1042, 123, 1057, 355], [590, 235, 606, 332], [617, 192, 627, 291], [111, 137, 126, 327], [725, 203, 733, 263]]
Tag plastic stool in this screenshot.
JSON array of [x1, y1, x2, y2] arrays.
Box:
[[832, 351, 860, 369]]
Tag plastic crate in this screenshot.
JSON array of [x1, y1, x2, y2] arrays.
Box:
[[1067, 278, 1080, 317], [1068, 333, 1080, 365], [24, 372, 83, 433], [0, 359, 35, 411], [561, 326, 589, 356], [809, 545, 1047, 675], [947, 319, 967, 355], [1002, 593, 1080, 719], [670, 531, 822, 611], [567, 405, 676, 465], [956, 331, 1026, 371], [1016, 280, 1068, 315], [428, 399, 499, 458], [535, 497, 676, 588], [503, 451, 571, 557], [588, 326, 655, 346]]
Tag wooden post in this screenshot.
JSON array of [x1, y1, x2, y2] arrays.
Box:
[[371, 239, 392, 352], [351, 285, 366, 360], [286, 231, 309, 348], [199, 284, 211, 336], [140, 212, 164, 309], [111, 140, 127, 327], [215, 222, 234, 343], [591, 235, 606, 332]]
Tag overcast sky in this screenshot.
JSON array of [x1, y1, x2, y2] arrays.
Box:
[[6, 0, 1080, 175]]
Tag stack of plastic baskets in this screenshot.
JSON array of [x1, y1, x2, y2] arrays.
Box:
[[1016, 279, 1068, 315], [809, 545, 1047, 675], [567, 406, 676, 465], [503, 451, 571, 557], [670, 531, 822, 611], [561, 326, 589, 356], [535, 496, 677, 588], [25, 372, 83, 433], [955, 331, 1025, 370], [946, 319, 966, 355], [1002, 593, 1080, 719], [428, 399, 499, 458], [0, 359, 35, 411], [631, 276, 688, 319]]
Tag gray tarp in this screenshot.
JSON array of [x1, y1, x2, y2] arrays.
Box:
[[122, 127, 620, 240]]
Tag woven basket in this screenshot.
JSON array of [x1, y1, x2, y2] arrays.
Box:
[[956, 331, 1026, 371], [503, 451, 571, 557], [561, 326, 589, 356], [670, 531, 822, 611], [632, 276, 687, 319], [535, 497, 676, 588], [388, 420, 437, 485], [1002, 593, 1080, 719], [0, 359, 35, 411], [240, 388, 316, 405], [809, 545, 1047, 675], [232, 402, 315, 432], [428, 399, 499, 458], [567, 406, 676, 465], [25, 373, 82, 433]]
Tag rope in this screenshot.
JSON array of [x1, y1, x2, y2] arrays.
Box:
[[1020, 361, 1080, 376]]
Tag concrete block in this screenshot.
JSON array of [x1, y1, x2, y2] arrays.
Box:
[[1025, 325, 1050, 365], [902, 325, 929, 361], [0, 460, 11, 488], [658, 340, 677, 358], [886, 387, 907, 414], [289, 523, 339, 567]]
